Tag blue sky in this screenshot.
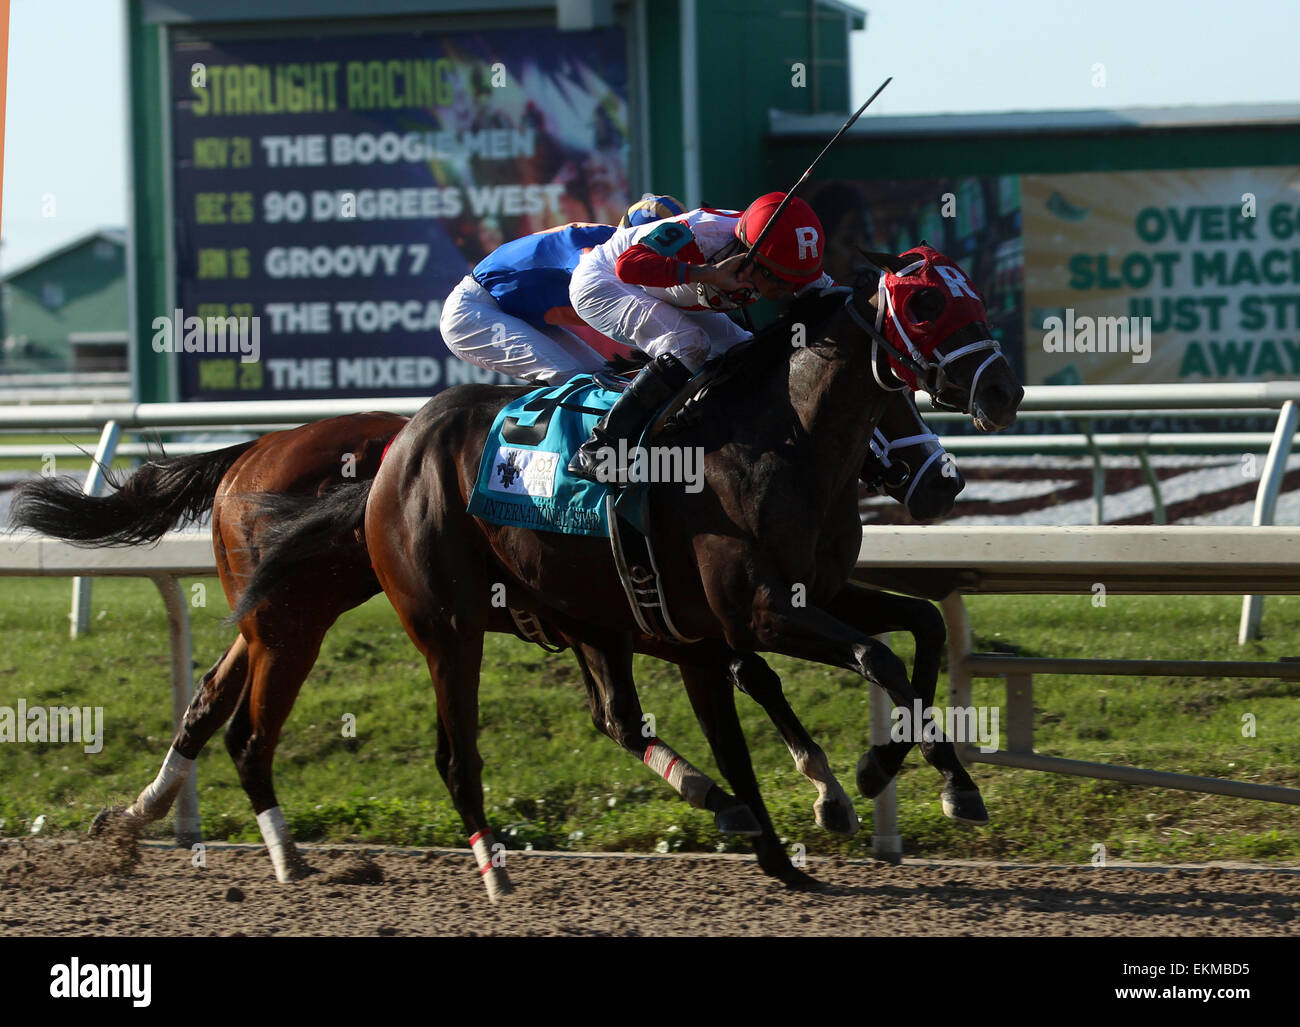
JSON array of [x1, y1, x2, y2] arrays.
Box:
[[2, 0, 1299, 272], [849, 0, 1300, 116], [3, 0, 126, 273]]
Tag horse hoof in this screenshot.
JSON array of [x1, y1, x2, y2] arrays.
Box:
[[714, 804, 762, 836], [813, 795, 860, 836], [855, 750, 894, 799], [777, 866, 826, 893], [484, 870, 514, 904], [282, 858, 319, 882], [88, 806, 139, 838], [941, 788, 989, 826], [88, 807, 120, 836]]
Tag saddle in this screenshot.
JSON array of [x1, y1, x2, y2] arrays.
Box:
[[464, 364, 717, 648]]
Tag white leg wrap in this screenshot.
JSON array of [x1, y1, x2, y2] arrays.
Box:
[[256, 806, 296, 883], [129, 747, 195, 821], [469, 829, 495, 873], [469, 829, 511, 903], [643, 740, 714, 809]]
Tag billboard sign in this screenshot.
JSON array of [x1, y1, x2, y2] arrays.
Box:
[[167, 26, 631, 400], [812, 166, 1300, 386]]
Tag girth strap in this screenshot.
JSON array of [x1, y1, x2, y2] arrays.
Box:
[[606, 492, 698, 644]]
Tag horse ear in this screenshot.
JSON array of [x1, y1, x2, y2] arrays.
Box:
[[857, 247, 907, 273]]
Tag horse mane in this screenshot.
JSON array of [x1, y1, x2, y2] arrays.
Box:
[[702, 288, 852, 393]]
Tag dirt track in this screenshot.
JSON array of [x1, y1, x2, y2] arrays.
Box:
[[2, 836, 1298, 937]]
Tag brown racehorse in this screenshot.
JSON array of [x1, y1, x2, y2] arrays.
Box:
[[13, 252, 1019, 899], [220, 388, 962, 849], [10, 249, 1013, 899], [12, 357, 968, 893], [11, 382, 961, 878], [321, 251, 1021, 898], [220, 379, 970, 892]]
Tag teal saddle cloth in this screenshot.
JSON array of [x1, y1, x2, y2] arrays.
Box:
[[467, 375, 650, 538]]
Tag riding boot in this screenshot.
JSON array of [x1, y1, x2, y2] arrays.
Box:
[[567, 352, 693, 484]]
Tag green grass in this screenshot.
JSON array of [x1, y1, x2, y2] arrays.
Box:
[[1, 578, 1298, 864]]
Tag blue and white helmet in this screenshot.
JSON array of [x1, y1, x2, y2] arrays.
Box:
[[621, 192, 686, 228]]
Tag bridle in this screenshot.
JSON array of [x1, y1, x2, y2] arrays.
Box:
[[863, 424, 947, 507], [842, 258, 1009, 415]]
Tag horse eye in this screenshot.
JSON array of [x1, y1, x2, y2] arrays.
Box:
[[907, 287, 946, 322]]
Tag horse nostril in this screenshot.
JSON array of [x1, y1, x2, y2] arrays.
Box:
[[984, 380, 1024, 413], [910, 495, 954, 522]]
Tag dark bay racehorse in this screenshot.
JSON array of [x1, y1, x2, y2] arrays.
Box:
[[351, 247, 1021, 898], [10, 249, 1013, 899], [9, 370, 964, 891]]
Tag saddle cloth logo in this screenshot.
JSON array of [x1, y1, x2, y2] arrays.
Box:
[[469, 375, 622, 537], [490, 446, 559, 498]]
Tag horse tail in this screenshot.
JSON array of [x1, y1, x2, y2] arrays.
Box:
[[8, 440, 256, 545], [228, 480, 374, 624]]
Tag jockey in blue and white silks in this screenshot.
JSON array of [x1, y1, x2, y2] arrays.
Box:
[[440, 195, 685, 383]]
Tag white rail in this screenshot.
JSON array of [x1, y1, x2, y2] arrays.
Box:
[[853, 525, 1300, 859], [0, 382, 1297, 432], [0, 382, 1294, 642], [0, 396, 429, 430], [4, 525, 1297, 861], [0, 533, 215, 844], [4, 385, 1300, 859]]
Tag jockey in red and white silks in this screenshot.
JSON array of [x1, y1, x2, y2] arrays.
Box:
[[566, 192, 834, 482], [568, 193, 834, 373]]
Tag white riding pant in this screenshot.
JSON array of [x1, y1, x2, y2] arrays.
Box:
[[440, 276, 610, 384], [568, 252, 752, 372]]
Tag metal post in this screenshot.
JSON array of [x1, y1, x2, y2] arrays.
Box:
[[1240, 400, 1297, 643], [1005, 673, 1034, 754], [870, 632, 901, 862], [679, 0, 700, 207], [808, 0, 820, 114], [152, 574, 202, 846], [1083, 420, 1104, 525], [70, 420, 121, 638], [1136, 449, 1166, 524]]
